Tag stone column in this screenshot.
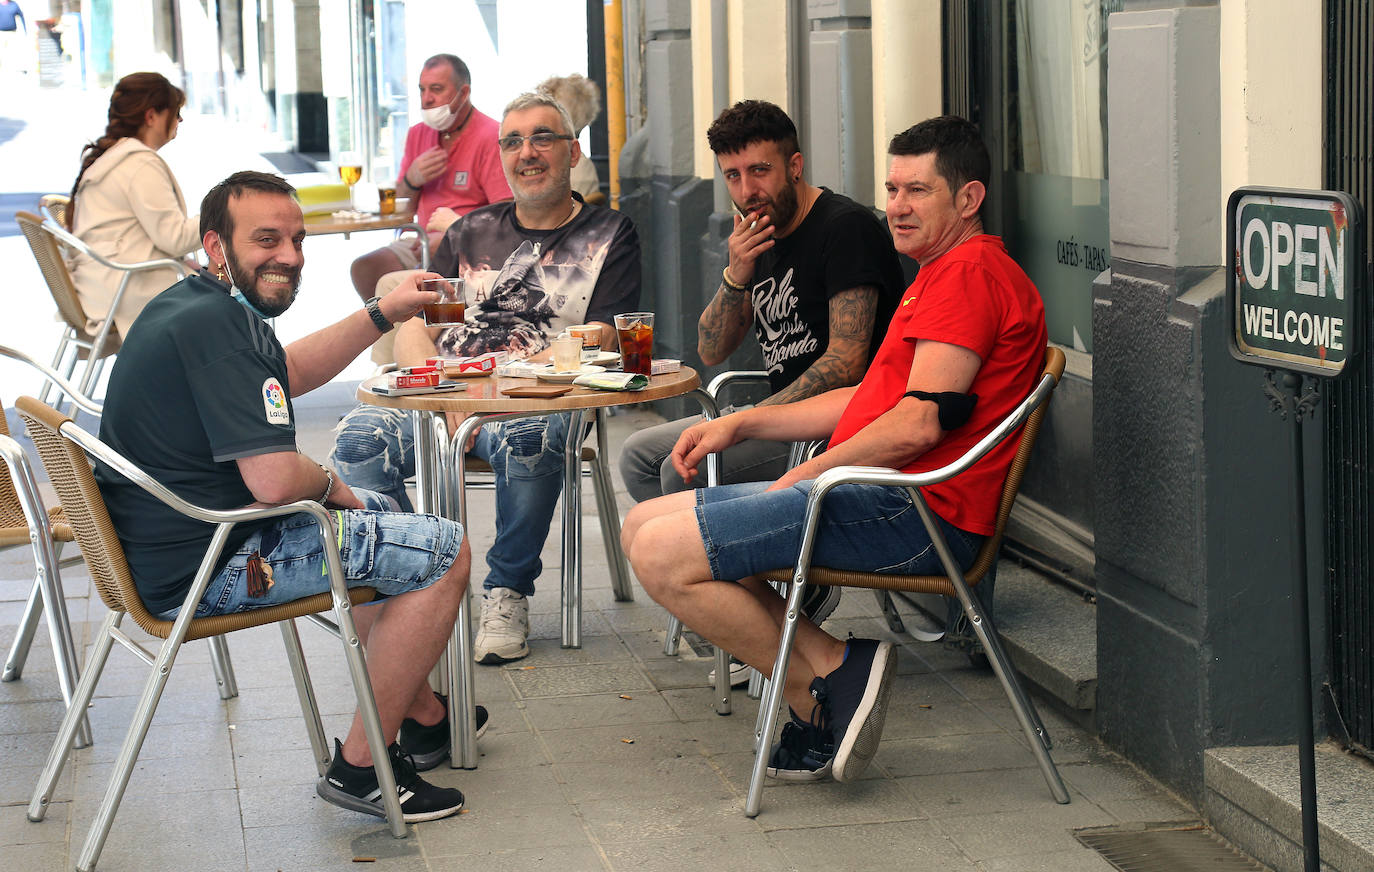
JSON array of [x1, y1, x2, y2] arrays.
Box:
[[1094, 2, 1325, 802]]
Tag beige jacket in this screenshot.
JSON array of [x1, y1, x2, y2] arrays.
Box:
[[70, 137, 200, 337]]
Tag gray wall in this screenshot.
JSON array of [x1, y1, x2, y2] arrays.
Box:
[[1093, 5, 1326, 802]]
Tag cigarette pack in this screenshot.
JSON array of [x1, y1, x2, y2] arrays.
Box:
[[391, 371, 441, 389], [437, 352, 502, 377], [650, 358, 681, 375]]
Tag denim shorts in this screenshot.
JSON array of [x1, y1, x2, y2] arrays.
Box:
[[694, 481, 984, 582], [159, 489, 464, 619]]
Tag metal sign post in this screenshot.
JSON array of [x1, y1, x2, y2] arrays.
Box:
[[1227, 186, 1364, 872]]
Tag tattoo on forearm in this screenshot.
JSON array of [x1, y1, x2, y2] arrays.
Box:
[[759, 286, 880, 406], [698, 282, 754, 360]]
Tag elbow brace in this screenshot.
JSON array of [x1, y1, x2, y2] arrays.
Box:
[[903, 390, 978, 430]]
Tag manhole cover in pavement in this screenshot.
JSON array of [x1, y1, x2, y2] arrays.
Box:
[[1075, 822, 1271, 872]]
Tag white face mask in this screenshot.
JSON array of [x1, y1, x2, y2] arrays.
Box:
[[422, 99, 457, 131]]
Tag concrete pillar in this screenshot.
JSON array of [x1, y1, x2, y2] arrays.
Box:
[[804, 0, 873, 202], [871, 0, 940, 205], [1094, 2, 1325, 803]]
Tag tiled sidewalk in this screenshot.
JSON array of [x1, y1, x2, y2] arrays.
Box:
[[0, 395, 1195, 871]]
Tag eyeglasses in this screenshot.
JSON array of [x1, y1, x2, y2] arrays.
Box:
[[498, 132, 575, 153]]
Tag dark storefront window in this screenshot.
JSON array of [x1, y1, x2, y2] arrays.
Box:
[[998, 1, 1118, 353]]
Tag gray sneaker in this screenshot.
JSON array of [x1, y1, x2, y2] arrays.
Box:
[[474, 587, 530, 664]]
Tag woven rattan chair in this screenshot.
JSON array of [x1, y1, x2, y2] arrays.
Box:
[[15, 209, 187, 405], [16, 397, 409, 871], [740, 346, 1071, 816], [38, 193, 70, 228], [0, 345, 103, 749]]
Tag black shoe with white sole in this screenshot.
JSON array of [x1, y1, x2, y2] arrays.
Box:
[[819, 638, 895, 782], [766, 709, 835, 781], [317, 738, 465, 823], [398, 692, 490, 771]]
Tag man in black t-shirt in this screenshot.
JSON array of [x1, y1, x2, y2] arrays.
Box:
[[620, 101, 904, 508], [97, 171, 478, 824], [332, 92, 641, 666]]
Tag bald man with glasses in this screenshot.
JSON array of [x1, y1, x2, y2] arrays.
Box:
[[332, 91, 642, 668]]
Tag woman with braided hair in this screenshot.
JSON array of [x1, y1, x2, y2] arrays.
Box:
[[68, 72, 201, 338]]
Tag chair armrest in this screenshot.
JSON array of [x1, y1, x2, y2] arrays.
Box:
[[58, 419, 329, 528], [42, 218, 190, 278], [705, 370, 771, 403], [0, 344, 103, 416], [0, 434, 58, 541], [803, 370, 1057, 499]]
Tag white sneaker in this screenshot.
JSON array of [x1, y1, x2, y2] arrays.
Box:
[[707, 657, 752, 688], [474, 588, 530, 664]]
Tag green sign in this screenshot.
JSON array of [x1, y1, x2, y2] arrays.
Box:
[[1227, 187, 1362, 377]]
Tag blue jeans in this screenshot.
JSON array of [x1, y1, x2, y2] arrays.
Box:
[[694, 481, 984, 582], [330, 405, 570, 597], [159, 489, 462, 619]]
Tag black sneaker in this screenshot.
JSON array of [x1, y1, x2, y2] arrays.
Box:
[[819, 638, 896, 782], [801, 584, 841, 625], [766, 709, 835, 781], [398, 693, 490, 771], [316, 738, 465, 822]]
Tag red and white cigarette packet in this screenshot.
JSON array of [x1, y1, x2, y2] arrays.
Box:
[[391, 370, 441, 389], [446, 352, 501, 375]]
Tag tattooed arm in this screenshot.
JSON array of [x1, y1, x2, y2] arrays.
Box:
[[697, 279, 756, 366], [757, 285, 880, 406]]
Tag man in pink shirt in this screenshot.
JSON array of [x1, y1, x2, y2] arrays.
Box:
[[350, 53, 512, 300]]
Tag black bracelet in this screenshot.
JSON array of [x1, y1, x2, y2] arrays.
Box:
[[365, 296, 392, 333]]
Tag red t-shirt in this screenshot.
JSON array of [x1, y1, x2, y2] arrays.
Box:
[[398, 108, 512, 228], [827, 235, 1047, 536]]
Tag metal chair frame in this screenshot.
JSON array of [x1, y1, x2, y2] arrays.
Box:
[[16, 205, 187, 406], [16, 398, 407, 871], [0, 345, 103, 749], [742, 347, 1071, 816]]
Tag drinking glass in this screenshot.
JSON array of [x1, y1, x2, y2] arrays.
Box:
[[420, 277, 466, 326], [552, 334, 582, 372], [614, 312, 654, 376], [338, 150, 363, 207]]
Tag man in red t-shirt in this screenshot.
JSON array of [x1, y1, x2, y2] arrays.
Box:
[[350, 53, 512, 301], [621, 116, 1047, 785]]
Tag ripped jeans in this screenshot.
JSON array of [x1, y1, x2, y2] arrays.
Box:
[[330, 405, 571, 597]]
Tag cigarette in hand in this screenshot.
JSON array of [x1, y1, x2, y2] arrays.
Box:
[[734, 202, 757, 230]]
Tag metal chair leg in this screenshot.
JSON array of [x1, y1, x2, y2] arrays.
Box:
[[745, 580, 809, 817], [280, 620, 330, 777], [713, 644, 732, 715], [2, 580, 43, 682], [592, 410, 634, 602], [29, 609, 119, 824], [207, 635, 238, 699], [876, 590, 908, 634], [663, 615, 683, 656], [909, 488, 1069, 805]]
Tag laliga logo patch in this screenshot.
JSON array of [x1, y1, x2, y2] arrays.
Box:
[[262, 378, 290, 426]]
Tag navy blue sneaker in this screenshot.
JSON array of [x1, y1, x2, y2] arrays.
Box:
[[819, 638, 895, 781], [766, 708, 835, 781]]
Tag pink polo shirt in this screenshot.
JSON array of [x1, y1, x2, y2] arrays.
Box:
[[398, 107, 512, 228]]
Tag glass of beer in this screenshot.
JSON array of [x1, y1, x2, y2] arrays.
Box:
[[421, 277, 466, 326], [377, 186, 396, 215], [338, 150, 363, 207], [614, 312, 654, 376]]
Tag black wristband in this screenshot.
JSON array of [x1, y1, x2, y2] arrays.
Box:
[[904, 390, 979, 431], [365, 296, 392, 333]]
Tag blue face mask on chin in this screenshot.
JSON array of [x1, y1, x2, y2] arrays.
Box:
[[221, 255, 272, 320]]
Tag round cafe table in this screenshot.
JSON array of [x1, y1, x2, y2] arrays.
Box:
[[357, 366, 720, 768]]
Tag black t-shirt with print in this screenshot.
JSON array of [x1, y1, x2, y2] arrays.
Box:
[[95, 273, 298, 615], [430, 194, 641, 358], [746, 188, 905, 393]]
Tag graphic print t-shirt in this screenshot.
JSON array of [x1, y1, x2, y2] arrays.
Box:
[[746, 189, 905, 393], [430, 197, 641, 358]]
